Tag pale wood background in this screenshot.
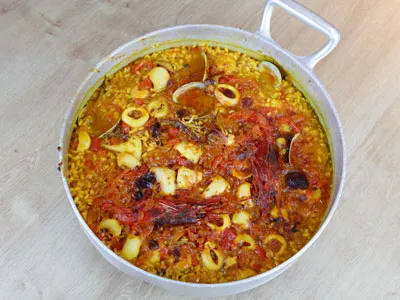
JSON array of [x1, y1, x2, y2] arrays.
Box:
[[1, 0, 399, 299]]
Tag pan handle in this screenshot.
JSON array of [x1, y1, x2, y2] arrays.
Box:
[[256, 0, 340, 70]]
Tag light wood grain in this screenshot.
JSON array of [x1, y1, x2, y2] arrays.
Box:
[[1, 0, 399, 299]]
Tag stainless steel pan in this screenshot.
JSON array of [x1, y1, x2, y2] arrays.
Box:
[[59, 0, 346, 296]]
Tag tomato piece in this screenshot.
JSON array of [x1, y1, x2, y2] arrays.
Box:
[[106, 112, 115, 123], [166, 138, 179, 146], [254, 245, 267, 261], [191, 250, 199, 266], [234, 134, 249, 145], [168, 127, 179, 139], [84, 159, 94, 168], [221, 228, 236, 250], [159, 247, 169, 260], [177, 156, 184, 166], [219, 75, 236, 84], [230, 110, 269, 129], [111, 239, 125, 251], [212, 154, 223, 169], [251, 124, 263, 138], [237, 78, 259, 92], [138, 77, 153, 90], [109, 137, 121, 145], [132, 59, 155, 73], [223, 228, 236, 241], [208, 65, 224, 77], [134, 98, 144, 106], [177, 156, 188, 166], [89, 137, 101, 152], [280, 90, 287, 101], [97, 200, 137, 226], [144, 117, 156, 130], [252, 261, 262, 272], [258, 107, 277, 115], [113, 105, 123, 113], [121, 122, 130, 134]]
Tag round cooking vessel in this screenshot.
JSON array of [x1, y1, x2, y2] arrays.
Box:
[[59, 0, 346, 297]]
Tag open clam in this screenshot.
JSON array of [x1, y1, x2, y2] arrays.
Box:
[[201, 51, 208, 81], [258, 61, 282, 87], [155, 60, 174, 72], [99, 118, 121, 138], [172, 82, 206, 103], [288, 132, 300, 165]]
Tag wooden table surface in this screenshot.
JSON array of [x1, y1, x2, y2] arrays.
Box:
[[1, 0, 399, 299]]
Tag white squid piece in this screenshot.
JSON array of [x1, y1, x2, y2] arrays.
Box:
[[174, 141, 203, 164], [151, 167, 176, 195], [203, 175, 230, 198], [176, 167, 203, 189]]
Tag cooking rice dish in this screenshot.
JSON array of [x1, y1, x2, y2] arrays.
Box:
[[67, 45, 332, 283]]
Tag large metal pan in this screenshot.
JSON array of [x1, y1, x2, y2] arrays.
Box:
[[59, 0, 346, 297]]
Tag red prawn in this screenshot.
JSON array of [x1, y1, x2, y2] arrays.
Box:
[[250, 141, 280, 219], [94, 194, 227, 228]]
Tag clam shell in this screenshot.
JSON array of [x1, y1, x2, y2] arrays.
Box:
[[156, 60, 174, 72], [201, 52, 208, 81], [288, 133, 300, 165], [258, 61, 282, 87], [172, 82, 206, 103], [99, 118, 121, 138]]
